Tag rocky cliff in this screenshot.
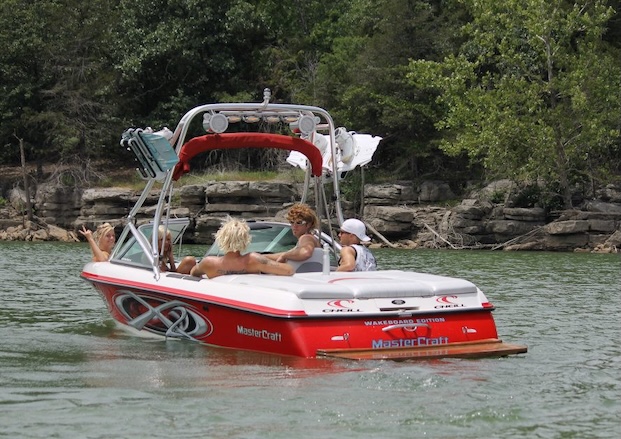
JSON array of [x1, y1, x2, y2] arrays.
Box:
[[1, 179, 620, 252]]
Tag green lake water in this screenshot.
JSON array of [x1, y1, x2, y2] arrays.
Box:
[[0, 242, 619, 438]]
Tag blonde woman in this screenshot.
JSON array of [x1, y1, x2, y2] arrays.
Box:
[[156, 225, 197, 273], [80, 223, 115, 262], [190, 216, 294, 279]]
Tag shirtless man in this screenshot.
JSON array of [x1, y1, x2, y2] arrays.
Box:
[[266, 203, 321, 263], [190, 216, 294, 279]]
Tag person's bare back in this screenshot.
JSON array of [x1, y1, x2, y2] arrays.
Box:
[[191, 252, 294, 279], [189, 217, 294, 279], [197, 253, 254, 278]]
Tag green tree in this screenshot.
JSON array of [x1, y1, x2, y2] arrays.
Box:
[[111, 0, 276, 127], [108, 0, 301, 174], [314, 0, 470, 181], [0, 0, 122, 175], [256, 0, 351, 104], [408, 0, 621, 208], [0, 0, 50, 165]]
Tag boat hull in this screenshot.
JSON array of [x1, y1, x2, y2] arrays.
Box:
[[84, 269, 526, 360]]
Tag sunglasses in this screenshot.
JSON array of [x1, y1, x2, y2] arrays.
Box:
[[290, 220, 307, 226], [338, 230, 352, 235]]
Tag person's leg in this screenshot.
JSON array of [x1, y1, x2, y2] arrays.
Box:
[[190, 260, 204, 277], [176, 256, 197, 274]]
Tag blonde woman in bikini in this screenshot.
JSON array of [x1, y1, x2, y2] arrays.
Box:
[[79, 223, 116, 262]]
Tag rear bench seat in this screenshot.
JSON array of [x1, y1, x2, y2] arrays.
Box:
[[210, 271, 477, 300]]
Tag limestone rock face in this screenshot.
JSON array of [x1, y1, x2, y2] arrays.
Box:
[[364, 183, 416, 205], [595, 184, 621, 203], [0, 178, 619, 251], [0, 218, 78, 242], [418, 180, 455, 202], [502, 207, 546, 222], [453, 199, 493, 219]]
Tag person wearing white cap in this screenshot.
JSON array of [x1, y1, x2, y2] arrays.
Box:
[[336, 218, 377, 272]]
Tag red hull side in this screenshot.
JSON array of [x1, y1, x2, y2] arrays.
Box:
[[89, 280, 501, 358]]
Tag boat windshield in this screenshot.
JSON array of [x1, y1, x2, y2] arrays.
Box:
[[111, 219, 190, 267], [205, 222, 298, 256], [204, 221, 341, 270]]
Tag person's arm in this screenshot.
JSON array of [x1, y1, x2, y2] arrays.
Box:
[[190, 256, 217, 277], [166, 246, 177, 272], [276, 235, 317, 262], [263, 252, 282, 261], [336, 246, 356, 272], [253, 254, 295, 276], [176, 256, 197, 274], [79, 226, 109, 262]]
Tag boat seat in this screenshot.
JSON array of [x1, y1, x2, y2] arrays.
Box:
[[212, 274, 355, 299], [332, 271, 478, 298], [287, 248, 326, 273], [210, 271, 478, 300]]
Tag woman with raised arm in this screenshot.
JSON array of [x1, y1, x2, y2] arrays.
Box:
[[80, 223, 115, 262]]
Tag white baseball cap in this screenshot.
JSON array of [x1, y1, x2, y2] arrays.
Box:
[[340, 218, 371, 242]]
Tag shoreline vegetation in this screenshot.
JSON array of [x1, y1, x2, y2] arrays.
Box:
[[2, 1, 619, 253]]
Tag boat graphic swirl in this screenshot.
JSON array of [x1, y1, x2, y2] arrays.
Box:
[[114, 290, 212, 340]]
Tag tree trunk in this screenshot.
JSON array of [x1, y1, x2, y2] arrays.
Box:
[[553, 132, 573, 209], [541, 34, 573, 209], [17, 136, 34, 222]]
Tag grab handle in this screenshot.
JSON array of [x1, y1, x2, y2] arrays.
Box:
[[382, 323, 430, 332]]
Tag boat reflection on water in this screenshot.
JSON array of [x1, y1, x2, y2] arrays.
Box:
[[83, 324, 362, 390]]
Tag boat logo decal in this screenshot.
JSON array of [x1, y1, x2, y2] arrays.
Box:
[[434, 295, 465, 309], [363, 317, 446, 326], [323, 299, 361, 313], [372, 336, 449, 349], [114, 289, 212, 340], [326, 299, 355, 308], [237, 325, 282, 343]]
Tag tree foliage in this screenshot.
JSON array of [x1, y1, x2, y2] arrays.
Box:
[[110, 0, 276, 125], [312, 0, 473, 182], [0, 0, 121, 169], [0, 0, 619, 200], [408, 0, 621, 207]]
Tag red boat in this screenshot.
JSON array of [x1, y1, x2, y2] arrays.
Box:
[[81, 90, 527, 361]]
